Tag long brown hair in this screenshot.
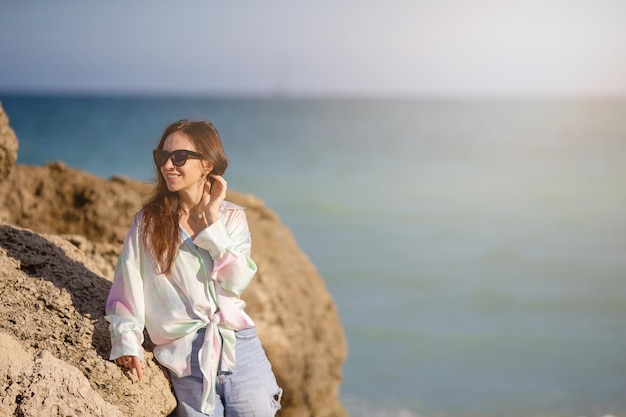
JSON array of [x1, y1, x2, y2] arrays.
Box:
[[142, 119, 228, 273]]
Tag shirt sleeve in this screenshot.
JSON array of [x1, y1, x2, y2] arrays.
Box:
[[105, 213, 146, 361], [193, 204, 257, 296]]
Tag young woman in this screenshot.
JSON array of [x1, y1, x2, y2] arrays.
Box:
[[106, 119, 282, 417]]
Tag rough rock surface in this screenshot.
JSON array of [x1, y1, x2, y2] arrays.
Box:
[[0, 332, 125, 417], [0, 224, 177, 417], [0, 101, 347, 417], [0, 102, 18, 183]]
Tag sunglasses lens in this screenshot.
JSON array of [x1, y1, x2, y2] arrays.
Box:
[[153, 150, 168, 166], [170, 150, 188, 166]]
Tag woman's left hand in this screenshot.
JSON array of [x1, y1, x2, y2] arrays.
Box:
[[202, 174, 226, 225], [115, 355, 144, 381]]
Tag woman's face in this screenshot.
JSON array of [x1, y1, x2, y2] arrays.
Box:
[[160, 131, 209, 194]]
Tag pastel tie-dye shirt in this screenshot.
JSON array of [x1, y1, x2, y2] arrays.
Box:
[[105, 201, 257, 414]]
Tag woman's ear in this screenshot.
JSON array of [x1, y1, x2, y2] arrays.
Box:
[[203, 162, 214, 176]]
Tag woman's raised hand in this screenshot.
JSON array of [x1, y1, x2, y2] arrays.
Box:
[[202, 174, 226, 225]]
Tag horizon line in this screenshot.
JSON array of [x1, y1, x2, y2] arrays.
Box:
[[2, 89, 626, 102]]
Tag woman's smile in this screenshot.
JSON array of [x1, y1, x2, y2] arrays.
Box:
[[165, 172, 181, 180]]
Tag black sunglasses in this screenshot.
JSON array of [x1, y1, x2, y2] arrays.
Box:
[[153, 149, 205, 167]]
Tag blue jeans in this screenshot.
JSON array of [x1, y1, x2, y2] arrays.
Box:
[[168, 328, 282, 417]]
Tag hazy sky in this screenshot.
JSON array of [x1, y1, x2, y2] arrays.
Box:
[[1, 0, 626, 97]]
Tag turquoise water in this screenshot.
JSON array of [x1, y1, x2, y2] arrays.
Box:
[[3, 95, 626, 417]]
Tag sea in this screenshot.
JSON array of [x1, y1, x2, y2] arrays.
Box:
[[2, 95, 626, 417]]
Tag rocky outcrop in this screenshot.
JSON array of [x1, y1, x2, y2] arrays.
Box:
[[0, 102, 18, 182], [0, 102, 347, 417], [0, 224, 177, 417], [0, 332, 126, 417]]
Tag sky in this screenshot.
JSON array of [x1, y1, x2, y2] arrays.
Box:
[[1, 0, 626, 98]]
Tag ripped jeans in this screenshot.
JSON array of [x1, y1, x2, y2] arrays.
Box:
[[168, 327, 282, 417]]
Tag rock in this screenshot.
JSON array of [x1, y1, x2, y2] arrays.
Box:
[[0, 225, 177, 417], [0, 102, 19, 183], [0, 332, 125, 417], [0, 163, 150, 244], [0, 102, 348, 417]]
